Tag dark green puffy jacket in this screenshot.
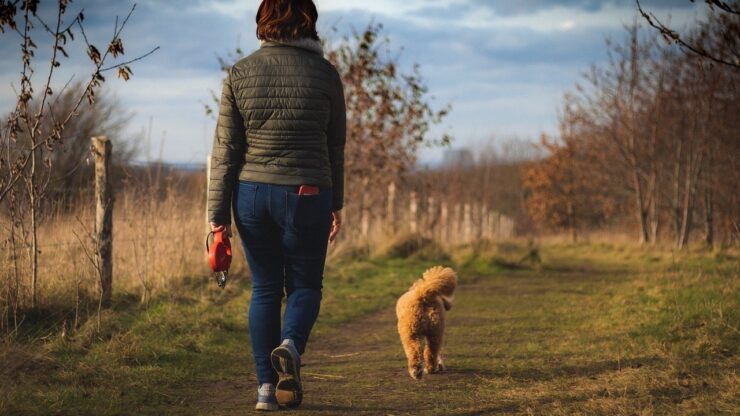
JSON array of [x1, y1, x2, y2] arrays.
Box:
[[207, 40, 346, 225]]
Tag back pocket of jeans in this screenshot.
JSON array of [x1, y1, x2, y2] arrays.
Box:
[[234, 182, 258, 220], [286, 190, 331, 228]]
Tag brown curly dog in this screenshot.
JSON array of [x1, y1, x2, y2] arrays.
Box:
[[395, 266, 457, 379]]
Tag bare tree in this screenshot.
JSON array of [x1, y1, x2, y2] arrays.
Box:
[[6, 83, 140, 205], [575, 24, 666, 244], [0, 0, 158, 309], [327, 23, 451, 213], [636, 0, 740, 69], [526, 18, 739, 247]]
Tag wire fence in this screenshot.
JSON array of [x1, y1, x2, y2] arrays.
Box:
[[1, 141, 220, 318], [3, 149, 517, 321], [2, 205, 219, 306]]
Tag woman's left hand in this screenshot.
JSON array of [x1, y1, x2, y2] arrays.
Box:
[[210, 222, 232, 238], [328, 210, 342, 244]]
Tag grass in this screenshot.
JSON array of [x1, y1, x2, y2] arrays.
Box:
[[1, 241, 738, 415], [1, 187, 247, 315]]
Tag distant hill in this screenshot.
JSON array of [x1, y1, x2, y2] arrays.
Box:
[[128, 160, 206, 172]]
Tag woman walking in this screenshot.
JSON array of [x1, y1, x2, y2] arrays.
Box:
[[207, 0, 345, 411]]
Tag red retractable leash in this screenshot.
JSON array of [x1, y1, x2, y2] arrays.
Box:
[[205, 229, 232, 288]]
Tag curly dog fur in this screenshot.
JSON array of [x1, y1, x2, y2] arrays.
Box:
[[395, 266, 457, 379]]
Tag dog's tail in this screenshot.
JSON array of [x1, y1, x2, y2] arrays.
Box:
[[418, 266, 457, 309]]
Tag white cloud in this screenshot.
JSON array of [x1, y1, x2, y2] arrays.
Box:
[[187, 0, 257, 17], [560, 20, 576, 31], [443, 2, 701, 33], [113, 73, 218, 102], [317, 0, 452, 16], [185, 0, 447, 19], [316, 0, 703, 34], [106, 71, 222, 162]]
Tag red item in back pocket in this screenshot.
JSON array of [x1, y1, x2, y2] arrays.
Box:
[[298, 185, 319, 195]]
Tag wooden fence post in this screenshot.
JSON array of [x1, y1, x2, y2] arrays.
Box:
[[463, 203, 472, 243], [427, 196, 435, 238], [409, 191, 418, 233], [453, 204, 461, 245], [480, 204, 488, 240], [503, 215, 514, 239], [440, 202, 448, 244], [486, 210, 495, 240], [361, 177, 370, 239], [92, 136, 113, 308], [386, 182, 396, 233]]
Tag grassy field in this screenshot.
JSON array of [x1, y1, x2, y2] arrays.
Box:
[[1, 240, 738, 415]]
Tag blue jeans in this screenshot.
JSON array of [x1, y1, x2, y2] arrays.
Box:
[[232, 180, 333, 385]]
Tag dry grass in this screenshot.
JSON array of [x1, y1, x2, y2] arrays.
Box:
[[1, 181, 251, 314]]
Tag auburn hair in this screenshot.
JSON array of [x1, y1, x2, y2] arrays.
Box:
[[256, 0, 319, 41]]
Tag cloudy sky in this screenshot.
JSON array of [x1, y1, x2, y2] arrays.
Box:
[[0, 0, 704, 165]]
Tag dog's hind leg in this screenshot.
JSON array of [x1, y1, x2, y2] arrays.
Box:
[[401, 334, 424, 379], [424, 332, 444, 374]]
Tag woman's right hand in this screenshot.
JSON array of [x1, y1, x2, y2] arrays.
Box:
[[210, 222, 232, 238], [328, 210, 341, 244]]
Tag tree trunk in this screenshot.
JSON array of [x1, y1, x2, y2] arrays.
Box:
[[703, 150, 714, 247], [567, 198, 577, 243], [647, 76, 662, 245], [632, 169, 650, 244], [678, 154, 703, 249], [30, 146, 38, 309], [672, 142, 683, 242], [704, 184, 714, 247], [649, 193, 659, 244], [646, 167, 658, 244], [678, 179, 695, 249]]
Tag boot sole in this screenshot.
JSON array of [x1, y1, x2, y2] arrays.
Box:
[[271, 346, 303, 408]]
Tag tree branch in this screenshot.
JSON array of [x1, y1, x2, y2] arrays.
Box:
[[636, 0, 740, 68], [707, 0, 740, 15], [100, 46, 160, 72], [0, 2, 158, 204]]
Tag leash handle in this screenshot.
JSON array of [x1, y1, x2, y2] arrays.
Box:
[[207, 229, 232, 272], [206, 229, 232, 289]]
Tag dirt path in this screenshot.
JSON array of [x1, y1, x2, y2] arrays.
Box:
[[191, 276, 506, 415], [187, 266, 704, 415]]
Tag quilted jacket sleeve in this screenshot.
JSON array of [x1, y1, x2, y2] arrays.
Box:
[[207, 69, 246, 225], [327, 68, 346, 211]]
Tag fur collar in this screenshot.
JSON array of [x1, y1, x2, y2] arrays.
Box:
[[260, 38, 324, 56]]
